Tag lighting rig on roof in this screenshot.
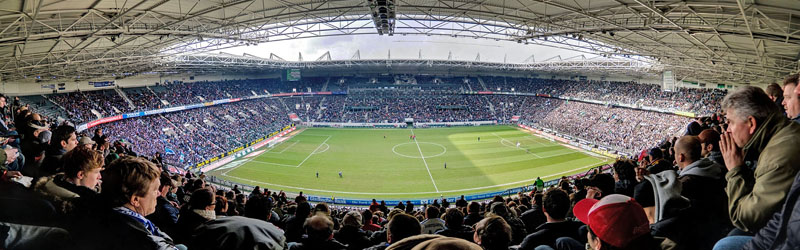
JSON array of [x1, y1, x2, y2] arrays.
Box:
[[367, 0, 396, 36]]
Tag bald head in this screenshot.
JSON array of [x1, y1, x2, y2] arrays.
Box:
[[674, 136, 702, 169], [305, 213, 334, 240]]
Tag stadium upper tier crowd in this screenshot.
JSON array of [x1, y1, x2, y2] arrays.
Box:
[[29, 76, 723, 125], [2, 74, 800, 250]]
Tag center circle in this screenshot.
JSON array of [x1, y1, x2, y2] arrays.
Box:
[[392, 142, 447, 159]]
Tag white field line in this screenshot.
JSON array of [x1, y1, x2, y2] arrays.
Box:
[[492, 132, 543, 158], [273, 140, 300, 153], [411, 128, 440, 193], [219, 159, 606, 195], [296, 136, 332, 168]]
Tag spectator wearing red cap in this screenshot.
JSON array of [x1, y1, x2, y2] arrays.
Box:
[[573, 194, 660, 250]]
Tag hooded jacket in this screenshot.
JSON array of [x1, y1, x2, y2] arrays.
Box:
[[675, 158, 732, 249], [726, 113, 800, 232]]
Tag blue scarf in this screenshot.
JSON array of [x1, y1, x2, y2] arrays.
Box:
[[113, 206, 159, 236]]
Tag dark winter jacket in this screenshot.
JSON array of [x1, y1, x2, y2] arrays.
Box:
[[335, 225, 372, 250], [517, 220, 584, 250], [745, 171, 800, 250], [435, 225, 474, 242]]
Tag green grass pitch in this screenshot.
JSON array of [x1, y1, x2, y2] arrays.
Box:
[[209, 125, 612, 199]]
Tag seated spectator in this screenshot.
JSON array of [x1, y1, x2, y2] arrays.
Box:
[[473, 216, 512, 250], [421, 206, 445, 234], [283, 201, 311, 243], [33, 146, 103, 216], [517, 189, 584, 250], [652, 135, 730, 249], [717, 170, 800, 250], [366, 213, 421, 250], [37, 125, 78, 178], [435, 208, 473, 242], [719, 86, 800, 233], [385, 234, 481, 250], [612, 160, 637, 197], [289, 213, 347, 250], [189, 216, 287, 250], [520, 193, 545, 234], [781, 73, 800, 123], [572, 194, 660, 250], [487, 202, 526, 245], [586, 174, 615, 200], [334, 211, 372, 250], [147, 172, 180, 238], [363, 209, 382, 232], [175, 188, 216, 244], [464, 201, 484, 227], [644, 148, 672, 174], [698, 129, 725, 168], [71, 156, 181, 250]]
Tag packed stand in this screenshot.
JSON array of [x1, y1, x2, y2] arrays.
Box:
[[2, 74, 800, 250]]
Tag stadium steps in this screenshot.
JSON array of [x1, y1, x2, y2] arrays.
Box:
[[321, 77, 330, 91], [476, 76, 489, 91], [20, 95, 68, 122], [113, 87, 137, 110]]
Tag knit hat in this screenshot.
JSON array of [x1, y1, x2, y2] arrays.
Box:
[[573, 194, 650, 248]]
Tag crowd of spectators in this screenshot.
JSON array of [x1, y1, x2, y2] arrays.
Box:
[[1, 73, 800, 250], [481, 77, 727, 114]]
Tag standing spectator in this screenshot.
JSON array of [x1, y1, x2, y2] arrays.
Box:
[[719, 86, 800, 233], [534, 177, 544, 191], [517, 189, 584, 250], [473, 216, 512, 250], [456, 195, 468, 208], [420, 206, 445, 234]]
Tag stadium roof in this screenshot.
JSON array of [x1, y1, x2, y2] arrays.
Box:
[[1, 0, 798, 84]]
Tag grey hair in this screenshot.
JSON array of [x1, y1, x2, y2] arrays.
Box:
[[342, 211, 363, 228], [721, 86, 779, 122]]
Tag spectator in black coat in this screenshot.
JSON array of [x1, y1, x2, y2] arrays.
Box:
[[365, 213, 421, 250], [463, 201, 484, 227], [283, 202, 311, 243], [334, 211, 372, 250], [517, 189, 584, 249], [435, 208, 474, 242], [289, 213, 347, 250], [146, 172, 180, 238], [175, 188, 215, 244], [520, 192, 546, 234]]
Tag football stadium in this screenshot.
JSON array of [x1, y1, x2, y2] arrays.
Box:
[[1, 0, 799, 250]]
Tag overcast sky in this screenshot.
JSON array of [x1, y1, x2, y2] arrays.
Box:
[[221, 35, 588, 63]]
